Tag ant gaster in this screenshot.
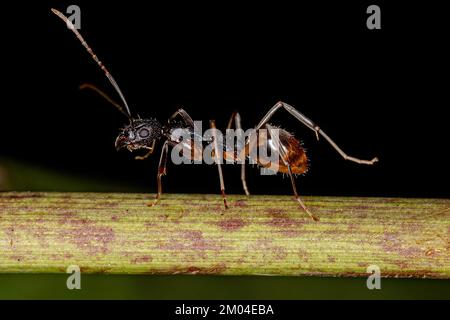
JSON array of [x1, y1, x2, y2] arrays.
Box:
[[52, 9, 378, 221]]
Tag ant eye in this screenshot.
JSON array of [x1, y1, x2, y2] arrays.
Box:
[[138, 128, 150, 138]]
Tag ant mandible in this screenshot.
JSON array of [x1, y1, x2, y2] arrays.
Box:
[[52, 9, 378, 221]]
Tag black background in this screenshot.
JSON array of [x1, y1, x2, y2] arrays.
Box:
[[1, 1, 448, 198]]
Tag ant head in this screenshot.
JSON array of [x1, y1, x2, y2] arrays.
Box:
[[115, 118, 163, 152]]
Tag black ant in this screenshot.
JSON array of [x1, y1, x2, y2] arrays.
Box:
[[52, 9, 378, 221]]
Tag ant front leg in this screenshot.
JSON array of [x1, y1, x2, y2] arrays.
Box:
[[227, 111, 250, 196], [210, 120, 229, 209], [256, 101, 378, 165], [169, 108, 195, 128], [148, 140, 169, 207], [135, 140, 156, 160]]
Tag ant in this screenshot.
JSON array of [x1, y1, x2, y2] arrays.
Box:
[[52, 9, 378, 221]]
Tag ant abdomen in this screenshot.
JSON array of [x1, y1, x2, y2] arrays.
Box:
[[245, 127, 308, 175]]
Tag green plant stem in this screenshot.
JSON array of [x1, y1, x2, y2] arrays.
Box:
[[0, 192, 448, 278]]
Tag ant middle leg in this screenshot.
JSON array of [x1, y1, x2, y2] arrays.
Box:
[[227, 111, 250, 196], [256, 101, 378, 165], [148, 140, 169, 207], [210, 120, 229, 209]]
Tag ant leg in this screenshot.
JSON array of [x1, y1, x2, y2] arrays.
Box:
[[286, 164, 320, 221], [169, 108, 195, 128], [148, 141, 169, 207], [265, 124, 318, 221], [210, 120, 229, 209], [256, 101, 378, 165], [135, 140, 156, 160], [227, 112, 250, 196]]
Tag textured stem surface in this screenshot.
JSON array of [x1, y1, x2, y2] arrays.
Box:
[[0, 192, 448, 278]]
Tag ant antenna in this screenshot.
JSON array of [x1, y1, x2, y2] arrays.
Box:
[[51, 8, 133, 120], [79, 83, 131, 119]]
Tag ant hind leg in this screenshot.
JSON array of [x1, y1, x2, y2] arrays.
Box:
[[287, 164, 319, 221], [256, 101, 378, 165]]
